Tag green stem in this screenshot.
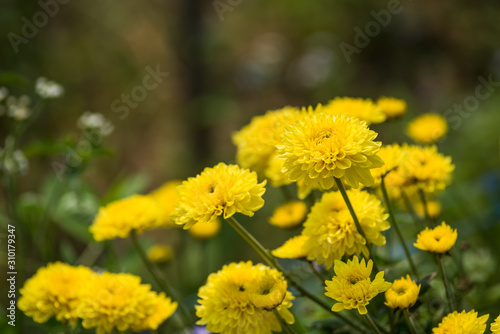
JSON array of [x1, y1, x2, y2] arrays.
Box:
[[435, 254, 454, 312], [334, 178, 380, 273], [401, 189, 424, 229], [273, 309, 298, 334], [1, 148, 25, 332], [418, 188, 434, 227], [226, 216, 277, 267], [130, 231, 193, 330], [308, 261, 327, 285], [394, 310, 401, 328], [363, 313, 383, 334], [403, 309, 418, 334], [39, 177, 65, 261], [381, 178, 420, 280], [388, 308, 395, 334], [226, 216, 366, 333]]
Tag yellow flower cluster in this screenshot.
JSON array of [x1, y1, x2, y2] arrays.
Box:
[[232, 98, 409, 198], [384, 275, 421, 309], [398, 145, 455, 194], [90, 195, 163, 241], [268, 200, 308, 229], [432, 310, 489, 334], [303, 189, 389, 268], [18, 263, 177, 333], [325, 257, 391, 314], [278, 111, 384, 189], [414, 221, 457, 254], [323, 97, 386, 124], [171, 163, 266, 229], [380, 145, 454, 198], [377, 96, 407, 119], [196, 261, 294, 334], [151, 180, 182, 227], [407, 113, 448, 144]]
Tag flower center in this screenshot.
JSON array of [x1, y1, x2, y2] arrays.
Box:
[[316, 130, 336, 145], [207, 183, 216, 194], [395, 287, 407, 295], [348, 276, 362, 285]]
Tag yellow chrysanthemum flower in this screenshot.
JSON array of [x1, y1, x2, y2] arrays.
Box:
[[147, 245, 173, 265], [384, 275, 421, 309], [325, 257, 391, 314], [433, 310, 489, 334], [269, 200, 308, 229], [78, 272, 177, 334], [377, 96, 407, 119], [278, 111, 384, 190], [415, 200, 442, 219], [171, 163, 266, 229], [196, 261, 294, 334], [398, 145, 455, 194], [323, 97, 386, 125], [491, 315, 500, 333], [90, 195, 163, 241], [232, 107, 302, 175], [303, 189, 389, 269], [272, 235, 309, 259], [151, 180, 182, 227], [407, 113, 448, 144], [139, 292, 178, 332], [370, 143, 409, 186], [188, 219, 222, 240], [18, 262, 94, 325], [414, 222, 457, 254]]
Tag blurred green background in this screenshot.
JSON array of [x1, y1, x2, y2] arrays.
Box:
[[1, 0, 500, 333]]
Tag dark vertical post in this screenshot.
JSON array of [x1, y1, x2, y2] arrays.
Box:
[[180, 0, 211, 170]]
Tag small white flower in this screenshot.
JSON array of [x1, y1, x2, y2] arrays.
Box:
[[77, 111, 114, 136], [0, 148, 29, 175], [6, 95, 31, 121], [35, 77, 64, 99]]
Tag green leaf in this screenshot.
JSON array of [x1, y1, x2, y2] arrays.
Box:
[[23, 139, 69, 157], [0, 71, 30, 88]]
